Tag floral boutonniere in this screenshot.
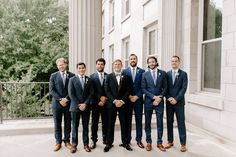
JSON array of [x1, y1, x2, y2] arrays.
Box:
[[85, 77, 88, 84], [158, 72, 161, 77], [176, 72, 179, 79], [137, 69, 139, 74], [66, 73, 69, 78]]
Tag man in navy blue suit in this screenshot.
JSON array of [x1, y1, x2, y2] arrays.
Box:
[[68, 62, 94, 153], [165, 56, 188, 152], [122, 54, 145, 148], [141, 56, 167, 152], [90, 58, 108, 149], [49, 57, 74, 152]]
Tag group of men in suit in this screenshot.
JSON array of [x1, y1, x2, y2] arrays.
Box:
[[49, 54, 188, 154]]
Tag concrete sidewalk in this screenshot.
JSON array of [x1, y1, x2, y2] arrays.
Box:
[[0, 118, 236, 157]]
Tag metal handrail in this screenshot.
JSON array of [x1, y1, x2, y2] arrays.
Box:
[[0, 82, 52, 123]]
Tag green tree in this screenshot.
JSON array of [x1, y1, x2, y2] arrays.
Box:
[[0, 0, 69, 82]]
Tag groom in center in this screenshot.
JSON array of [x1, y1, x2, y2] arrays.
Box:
[[104, 59, 133, 152]]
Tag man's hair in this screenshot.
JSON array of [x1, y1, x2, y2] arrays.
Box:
[[96, 58, 106, 65], [129, 54, 137, 59], [76, 62, 86, 68], [172, 55, 180, 61], [147, 56, 159, 67], [112, 59, 122, 64], [56, 57, 68, 65]]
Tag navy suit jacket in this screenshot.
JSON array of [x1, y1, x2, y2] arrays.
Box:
[[122, 67, 145, 98], [104, 72, 132, 109], [68, 75, 94, 112], [90, 72, 108, 105], [49, 71, 75, 109], [141, 69, 167, 108], [166, 69, 188, 105]]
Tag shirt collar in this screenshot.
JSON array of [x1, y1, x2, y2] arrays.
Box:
[[172, 69, 179, 73], [78, 74, 85, 78], [60, 71, 67, 75], [150, 68, 157, 73], [130, 66, 137, 71]]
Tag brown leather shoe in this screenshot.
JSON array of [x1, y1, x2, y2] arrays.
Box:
[[65, 142, 72, 149], [180, 145, 187, 152], [146, 143, 152, 151], [84, 145, 91, 152], [137, 141, 144, 148], [165, 142, 174, 149], [54, 144, 61, 152], [157, 144, 166, 152], [70, 146, 77, 153]]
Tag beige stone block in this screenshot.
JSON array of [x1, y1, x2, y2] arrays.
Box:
[[222, 33, 234, 50], [224, 100, 236, 113], [227, 14, 236, 32], [220, 111, 236, 129], [225, 84, 236, 101], [223, 0, 235, 17], [221, 67, 233, 84], [226, 50, 236, 66]]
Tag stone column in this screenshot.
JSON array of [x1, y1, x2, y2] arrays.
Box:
[[69, 0, 102, 74], [160, 0, 179, 70]]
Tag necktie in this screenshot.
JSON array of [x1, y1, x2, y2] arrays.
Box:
[[62, 72, 66, 86], [172, 71, 176, 84], [80, 76, 85, 89], [152, 71, 156, 85], [99, 73, 104, 85], [131, 68, 136, 82]]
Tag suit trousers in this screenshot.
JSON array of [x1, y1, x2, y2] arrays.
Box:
[[106, 105, 127, 146], [52, 106, 71, 144], [166, 104, 186, 145], [91, 105, 108, 143], [145, 105, 164, 144], [71, 109, 90, 147]]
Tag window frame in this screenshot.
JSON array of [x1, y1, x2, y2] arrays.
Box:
[[198, 0, 222, 93]]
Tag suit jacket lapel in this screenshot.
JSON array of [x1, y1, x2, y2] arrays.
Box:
[[173, 70, 181, 86], [112, 73, 119, 89], [57, 72, 64, 88], [75, 75, 84, 93], [147, 71, 156, 86]]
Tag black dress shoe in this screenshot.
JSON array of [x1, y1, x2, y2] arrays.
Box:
[[125, 144, 133, 151], [104, 145, 111, 152], [137, 141, 145, 148], [90, 142, 96, 149], [119, 143, 125, 147]]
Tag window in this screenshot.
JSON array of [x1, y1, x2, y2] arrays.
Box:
[[149, 30, 156, 55], [201, 0, 222, 92], [122, 37, 130, 68], [143, 24, 158, 67], [109, 0, 115, 29], [109, 45, 114, 72], [122, 0, 130, 17]]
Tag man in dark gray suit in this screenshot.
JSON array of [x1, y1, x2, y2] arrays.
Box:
[[104, 59, 132, 152], [165, 56, 188, 152], [90, 58, 108, 149], [49, 57, 74, 152], [68, 62, 94, 153]]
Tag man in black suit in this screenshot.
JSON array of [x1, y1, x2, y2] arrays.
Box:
[[68, 62, 93, 153], [49, 57, 74, 151], [165, 56, 188, 152], [90, 58, 108, 149], [104, 59, 133, 152]]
